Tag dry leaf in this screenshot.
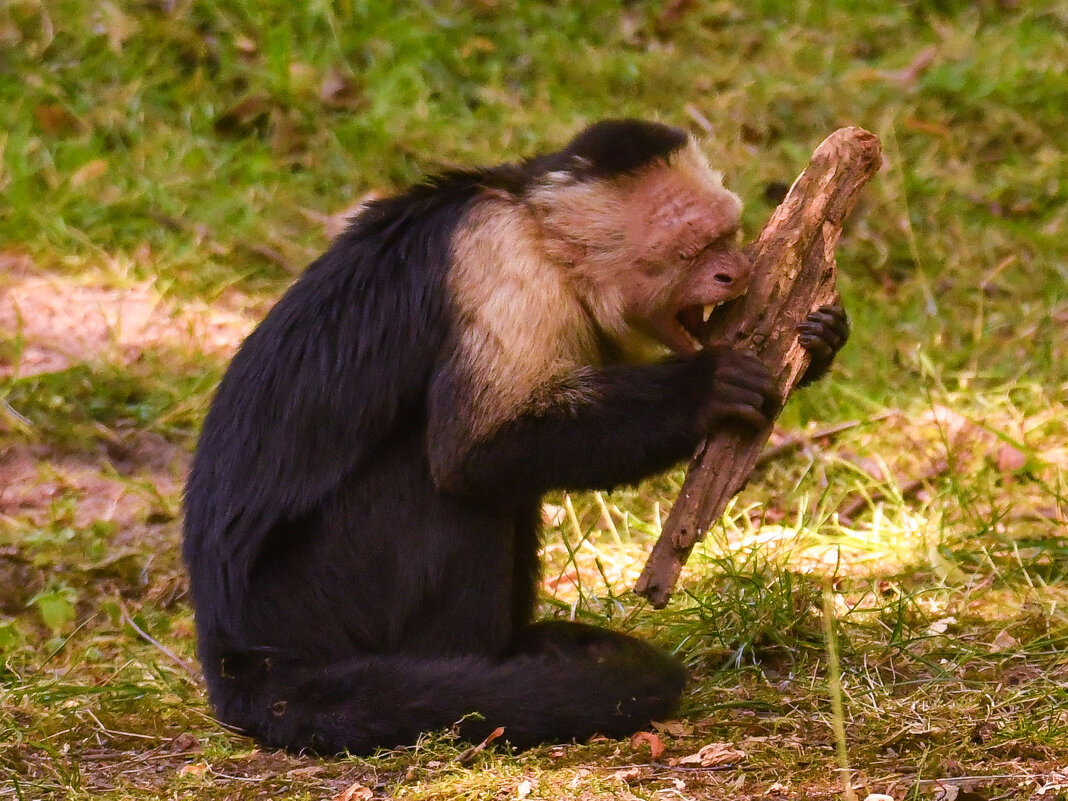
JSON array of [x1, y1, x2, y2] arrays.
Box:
[[332, 781, 373, 801], [996, 443, 1027, 473], [676, 741, 746, 767], [214, 94, 273, 135], [270, 112, 308, 158], [70, 158, 109, 187], [288, 61, 318, 94], [863, 794, 895, 801], [321, 67, 363, 109], [657, 0, 698, 28], [459, 36, 495, 58], [34, 104, 83, 136], [613, 766, 643, 782], [98, 2, 139, 51], [924, 405, 980, 445], [927, 616, 956, 636], [285, 765, 325, 778], [235, 35, 257, 55], [884, 46, 938, 87], [516, 779, 533, 798], [630, 730, 665, 759], [652, 720, 693, 737], [991, 629, 1018, 652], [168, 732, 201, 753], [541, 503, 566, 526]]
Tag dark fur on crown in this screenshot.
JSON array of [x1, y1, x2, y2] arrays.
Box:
[[527, 119, 689, 180]]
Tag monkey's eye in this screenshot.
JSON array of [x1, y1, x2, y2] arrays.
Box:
[[679, 228, 739, 263], [679, 236, 725, 264]]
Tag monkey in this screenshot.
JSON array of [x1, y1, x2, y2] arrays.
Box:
[[183, 119, 849, 755]]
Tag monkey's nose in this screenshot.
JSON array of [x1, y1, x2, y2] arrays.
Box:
[[718, 249, 752, 286]]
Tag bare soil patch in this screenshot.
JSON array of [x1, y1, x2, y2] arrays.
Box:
[[0, 261, 255, 377]]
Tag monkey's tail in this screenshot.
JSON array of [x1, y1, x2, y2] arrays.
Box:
[[207, 632, 685, 754]]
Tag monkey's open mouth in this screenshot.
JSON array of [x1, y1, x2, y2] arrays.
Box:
[[649, 299, 739, 357], [675, 301, 729, 347]]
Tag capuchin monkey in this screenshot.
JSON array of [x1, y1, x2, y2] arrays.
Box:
[[183, 119, 848, 754]]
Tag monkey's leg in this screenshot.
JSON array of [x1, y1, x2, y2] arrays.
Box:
[[208, 633, 684, 755]]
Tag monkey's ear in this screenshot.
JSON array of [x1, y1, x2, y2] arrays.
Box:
[[560, 119, 689, 178]]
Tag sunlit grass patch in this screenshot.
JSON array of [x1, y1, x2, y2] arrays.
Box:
[[537, 384, 1066, 796], [2, 0, 1067, 798]]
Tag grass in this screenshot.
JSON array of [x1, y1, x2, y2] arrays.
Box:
[[2, 0, 1067, 798]]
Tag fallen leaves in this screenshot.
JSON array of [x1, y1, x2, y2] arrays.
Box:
[[70, 158, 109, 187], [630, 730, 665, 759], [990, 628, 1019, 652], [34, 103, 85, 136], [674, 741, 747, 768], [332, 781, 372, 801], [214, 93, 273, 136], [652, 720, 694, 738], [168, 732, 201, 754], [320, 67, 364, 109]]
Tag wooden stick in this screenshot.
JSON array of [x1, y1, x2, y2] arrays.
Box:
[[634, 127, 882, 608]]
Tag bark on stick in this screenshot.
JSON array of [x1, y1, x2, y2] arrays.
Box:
[[634, 127, 882, 608]]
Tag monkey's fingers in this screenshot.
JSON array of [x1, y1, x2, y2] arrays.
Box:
[[716, 372, 776, 400], [814, 303, 848, 320], [802, 305, 850, 342], [798, 331, 834, 361], [724, 405, 770, 428], [713, 355, 775, 392], [704, 401, 770, 429], [711, 382, 770, 410], [702, 380, 776, 430], [797, 318, 845, 347], [796, 305, 850, 387]]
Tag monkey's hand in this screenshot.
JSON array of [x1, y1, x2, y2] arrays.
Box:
[[695, 347, 777, 432], [796, 304, 849, 386]]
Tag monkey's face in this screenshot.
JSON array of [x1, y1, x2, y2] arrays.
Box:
[[615, 165, 750, 358], [632, 241, 750, 357], [527, 139, 748, 359]]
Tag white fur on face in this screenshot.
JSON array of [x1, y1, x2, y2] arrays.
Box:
[[446, 138, 743, 437], [526, 138, 743, 347]]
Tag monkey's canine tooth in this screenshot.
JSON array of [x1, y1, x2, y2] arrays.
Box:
[[701, 303, 720, 323]]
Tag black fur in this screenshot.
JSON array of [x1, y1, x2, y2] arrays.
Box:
[[527, 119, 689, 178], [184, 121, 841, 755]]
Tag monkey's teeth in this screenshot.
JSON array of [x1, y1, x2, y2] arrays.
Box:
[[701, 303, 721, 323]]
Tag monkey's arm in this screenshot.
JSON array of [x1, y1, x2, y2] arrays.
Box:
[[427, 350, 772, 501]]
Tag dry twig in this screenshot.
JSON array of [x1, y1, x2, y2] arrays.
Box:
[[635, 127, 883, 607]]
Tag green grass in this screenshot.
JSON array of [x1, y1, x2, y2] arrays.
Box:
[[2, 0, 1067, 799]]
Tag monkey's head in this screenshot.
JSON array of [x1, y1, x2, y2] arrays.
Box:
[[527, 120, 750, 359]]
